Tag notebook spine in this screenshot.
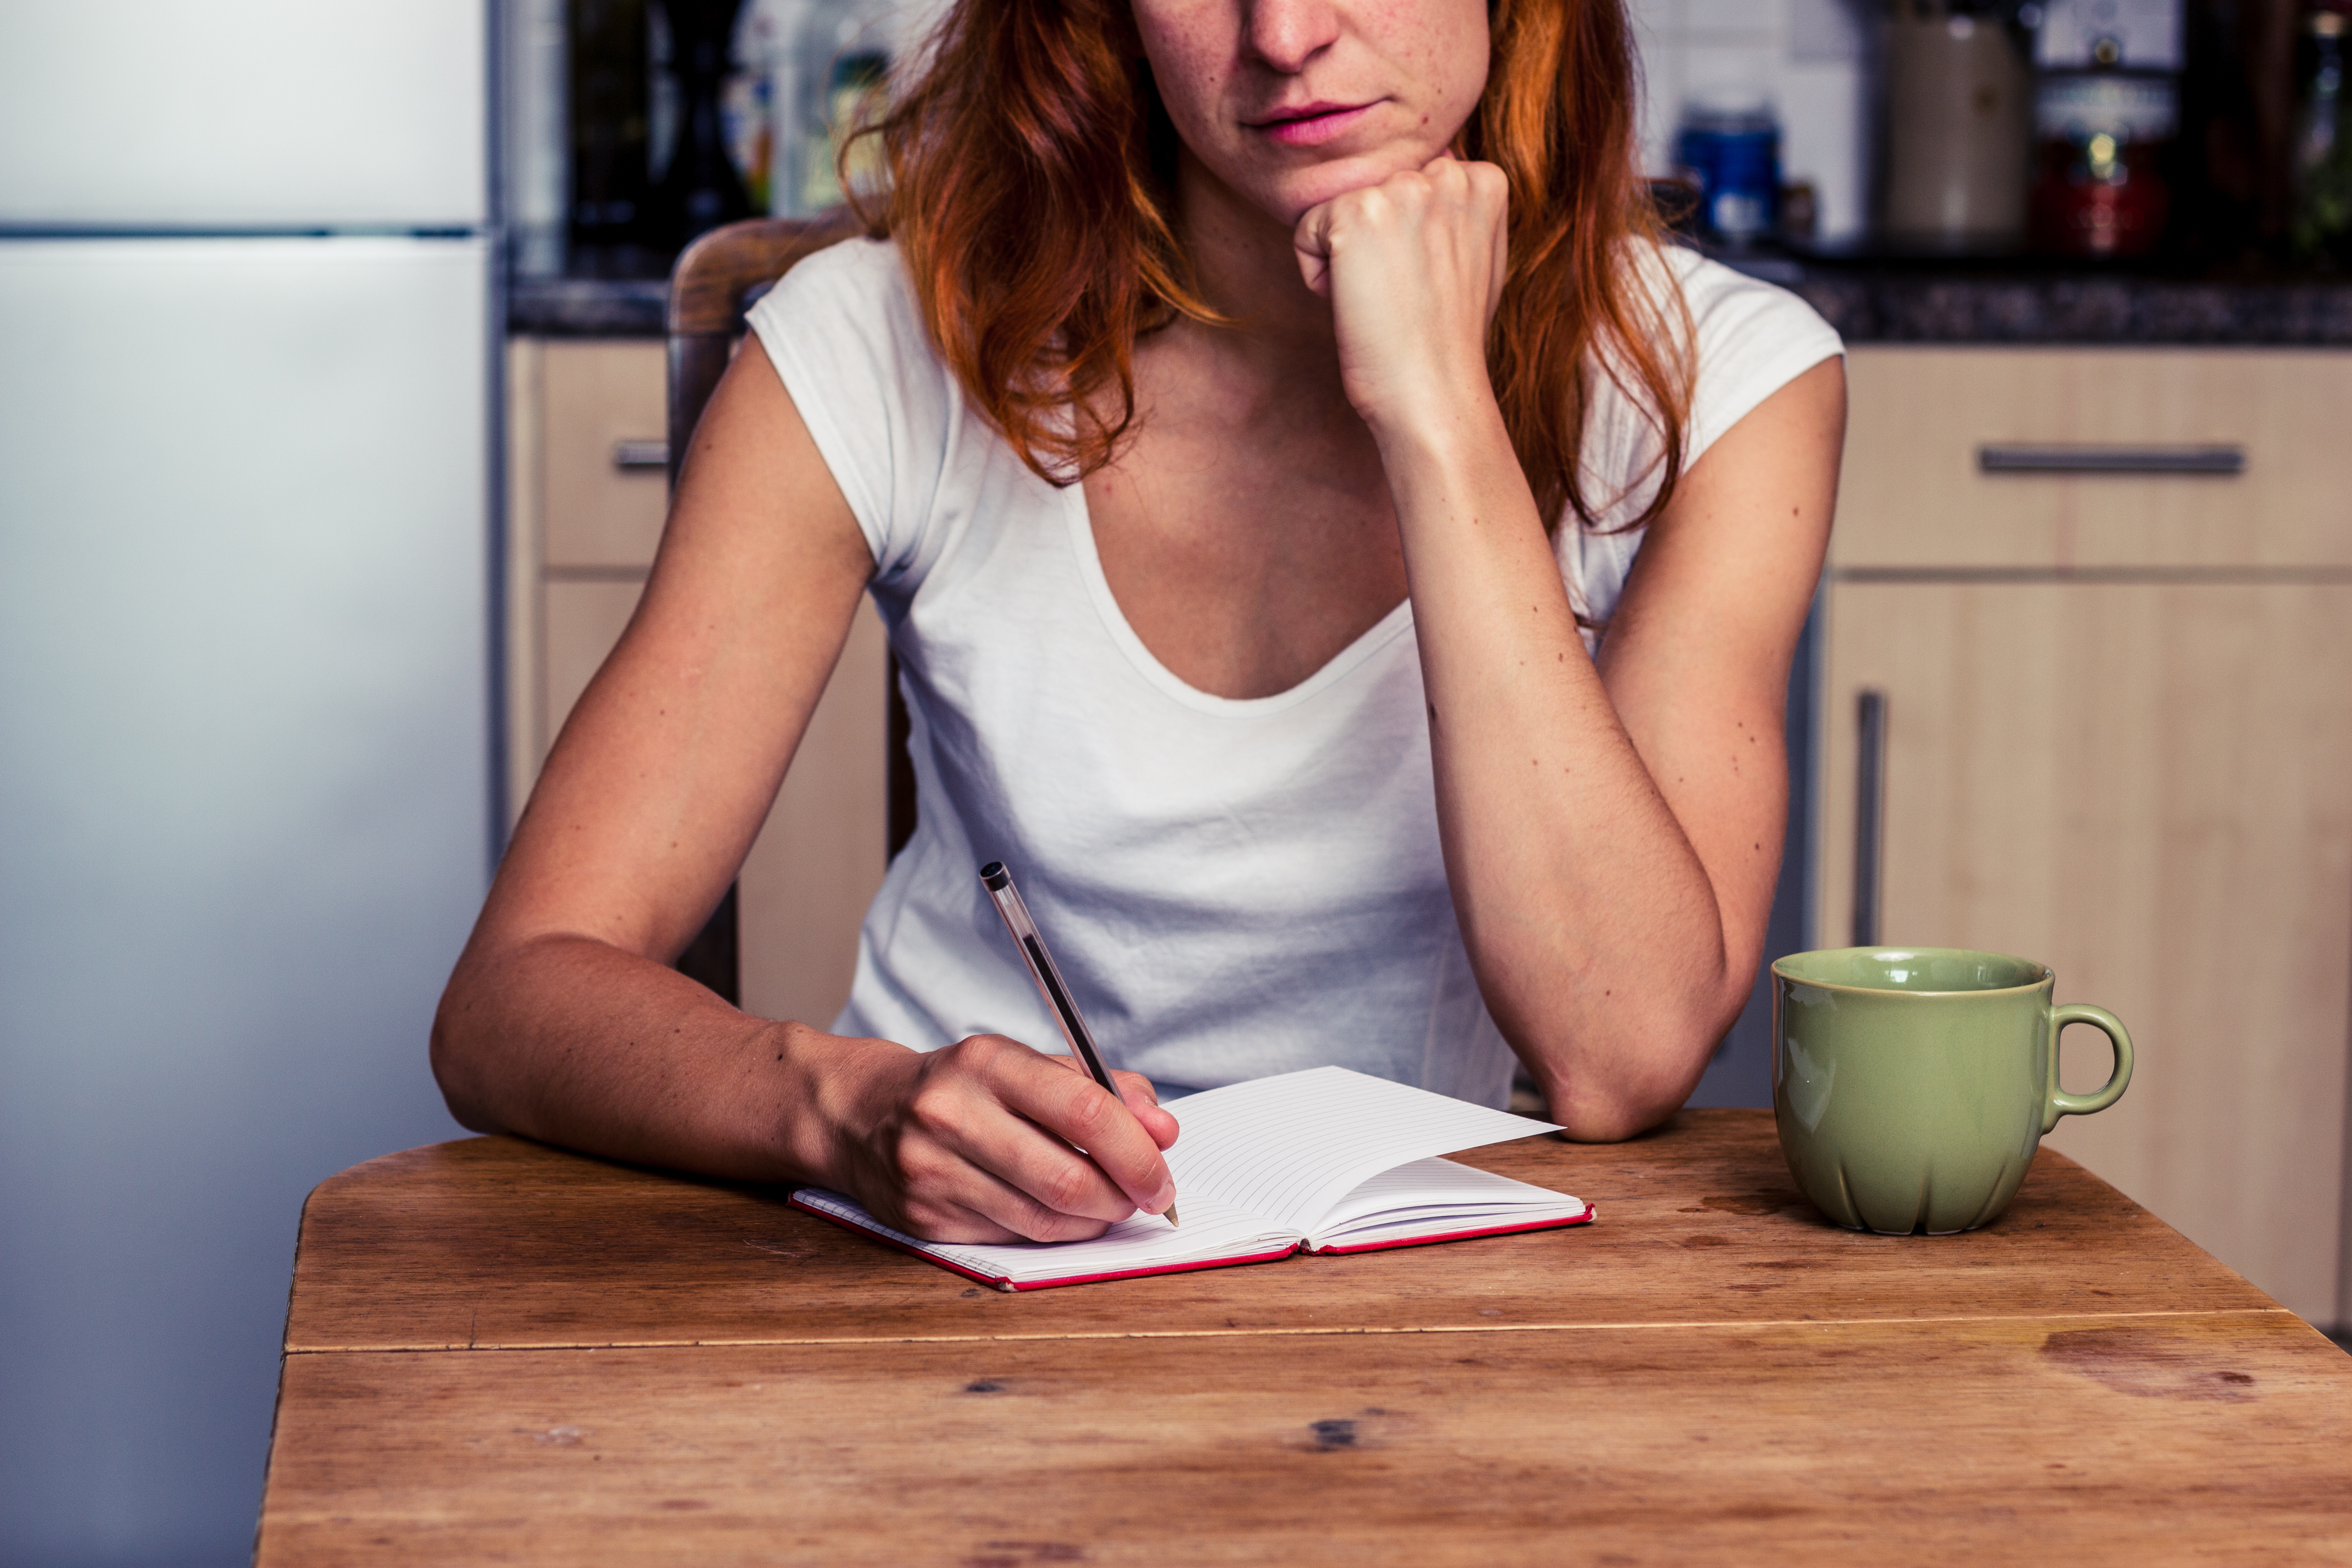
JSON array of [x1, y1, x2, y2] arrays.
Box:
[[1308, 1205, 1596, 1256]]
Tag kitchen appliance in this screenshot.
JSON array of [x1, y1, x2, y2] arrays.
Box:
[[0, 4, 490, 1563], [2032, 0, 2186, 70], [1881, 5, 2036, 250]]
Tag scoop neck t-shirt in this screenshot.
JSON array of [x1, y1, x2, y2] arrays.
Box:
[[747, 239, 1842, 1108]]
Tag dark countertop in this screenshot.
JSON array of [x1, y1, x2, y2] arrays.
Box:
[[509, 275, 670, 338], [1725, 252, 2352, 347], [509, 253, 2352, 347]]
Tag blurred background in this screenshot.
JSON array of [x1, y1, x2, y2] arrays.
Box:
[[4, 0, 2350, 1563]]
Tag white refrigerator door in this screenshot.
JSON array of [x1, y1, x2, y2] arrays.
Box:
[[0, 236, 484, 1562], [0, 0, 484, 229]]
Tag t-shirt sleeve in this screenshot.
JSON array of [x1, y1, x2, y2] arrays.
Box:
[[1674, 249, 1846, 466], [744, 237, 954, 585], [1556, 246, 1845, 638]]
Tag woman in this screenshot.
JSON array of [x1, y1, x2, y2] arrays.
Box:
[[432, 0, 1844, 1246]]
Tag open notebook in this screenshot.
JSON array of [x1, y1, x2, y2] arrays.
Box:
[[790, 1065, 1593, 1291]]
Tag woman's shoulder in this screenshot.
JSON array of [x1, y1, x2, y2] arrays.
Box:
[[744, 232, 957, 447], [748, 234, 924, 345], [1638, 244, 1842, 369], [745, 235, 964, 586], [1628, 241, 1844, 462], [1560, 242, 1845, 608]]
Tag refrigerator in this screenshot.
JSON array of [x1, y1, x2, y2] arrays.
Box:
[[0, 4, 492, 1563]]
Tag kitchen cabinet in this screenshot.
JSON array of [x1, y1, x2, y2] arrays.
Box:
[[1818, 347, 2352, 1326], [506, 337, 889, 1030]]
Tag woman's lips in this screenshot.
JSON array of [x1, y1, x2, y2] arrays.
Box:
[[1249, 101, 1377, 149]]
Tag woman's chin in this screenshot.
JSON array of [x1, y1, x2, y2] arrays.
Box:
[[1265, 150, 1443, 226], [1178, 139, 1446, 235]]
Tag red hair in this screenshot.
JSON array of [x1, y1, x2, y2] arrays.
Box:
[[851, 0, 1693, 535]]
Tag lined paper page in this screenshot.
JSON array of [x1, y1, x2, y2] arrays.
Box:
[[792, 1188, 1299, 1286], [1304, 1156, 1586, 1248], [1162, 1067, 1560, 1235]]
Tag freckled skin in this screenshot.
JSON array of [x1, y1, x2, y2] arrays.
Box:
[[1131, 0, 1490, 227]]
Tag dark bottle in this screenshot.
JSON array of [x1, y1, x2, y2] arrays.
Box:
[[2294, 5, 2352, 265], [647, 0, 755, 251], [2029, 71, 2178, 257], [569, 0, 654, 254]]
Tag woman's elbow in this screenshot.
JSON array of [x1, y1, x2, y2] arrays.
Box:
[[1527, 998, 1741, 1142], [1543, 1071, 1692, 1143], [428, 965, 509, 1135]]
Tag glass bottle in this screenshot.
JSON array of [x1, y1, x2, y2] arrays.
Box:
[[647, 0, 755, 248], [783, 0, 896, 215], [2294, 6, 2352, 267]]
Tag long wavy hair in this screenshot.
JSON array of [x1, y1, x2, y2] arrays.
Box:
[[848, 0, 1693, 536]]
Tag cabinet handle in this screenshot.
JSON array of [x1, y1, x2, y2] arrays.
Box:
[[1853, 689, 1887, 948], [1977, 444, 2244, 475], [612, 439, 669, 471]]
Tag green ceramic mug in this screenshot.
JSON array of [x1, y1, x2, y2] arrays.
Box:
[[1770, 947, 2133, 1235]]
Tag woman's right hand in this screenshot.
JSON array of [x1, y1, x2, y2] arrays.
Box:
[[1290, 152, 1510, 443], [811, 1031, 1180, 1243]]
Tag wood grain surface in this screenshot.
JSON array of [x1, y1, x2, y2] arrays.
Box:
[[282, 1112, 2273, 1353], [256, 1309, 2352, 1566]]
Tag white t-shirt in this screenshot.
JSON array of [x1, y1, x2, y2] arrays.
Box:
[[747, 239, 1841, 1107]]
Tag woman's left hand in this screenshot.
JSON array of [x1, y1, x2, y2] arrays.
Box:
[[1291, 153, 1510, 441]]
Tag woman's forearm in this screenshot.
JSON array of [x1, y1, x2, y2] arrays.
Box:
[[430, 932, 889, 1184], [1292, 157, 1758, 1133], [431, 929, 1181, 1239], [1375, 406, 1750, 1137]]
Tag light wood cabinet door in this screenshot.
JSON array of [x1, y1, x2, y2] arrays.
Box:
[[1815, 579, 2352, 1323], [1838, 348, 2352, 571], [735, 601, 888, 1030], [540, 340, 671, 569], [511, 337, 888, 1031]]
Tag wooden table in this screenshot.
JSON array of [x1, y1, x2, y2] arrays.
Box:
[[255, 1111, 2352, 1563]]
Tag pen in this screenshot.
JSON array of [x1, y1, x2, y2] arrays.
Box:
[[979, 860, 1179, 1227]]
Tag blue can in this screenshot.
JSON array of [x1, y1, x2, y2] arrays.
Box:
[[1677, 106, 1781, 241]]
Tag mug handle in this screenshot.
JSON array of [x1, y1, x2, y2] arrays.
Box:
[[2042, 1004, 2135, 1135]]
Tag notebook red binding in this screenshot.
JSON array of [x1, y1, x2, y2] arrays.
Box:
[[788, 1191, 1596, 1290]]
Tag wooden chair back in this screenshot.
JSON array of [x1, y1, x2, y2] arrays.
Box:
[[665, 214, 859, 487]]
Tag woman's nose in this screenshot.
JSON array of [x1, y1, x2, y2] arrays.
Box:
[[1243, 0, 1344, 74]]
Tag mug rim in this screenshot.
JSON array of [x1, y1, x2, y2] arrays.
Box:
[[1771, 946, 2054, 999]]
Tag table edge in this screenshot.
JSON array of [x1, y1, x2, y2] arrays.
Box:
[[282, 1305, 2313, 1357]]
